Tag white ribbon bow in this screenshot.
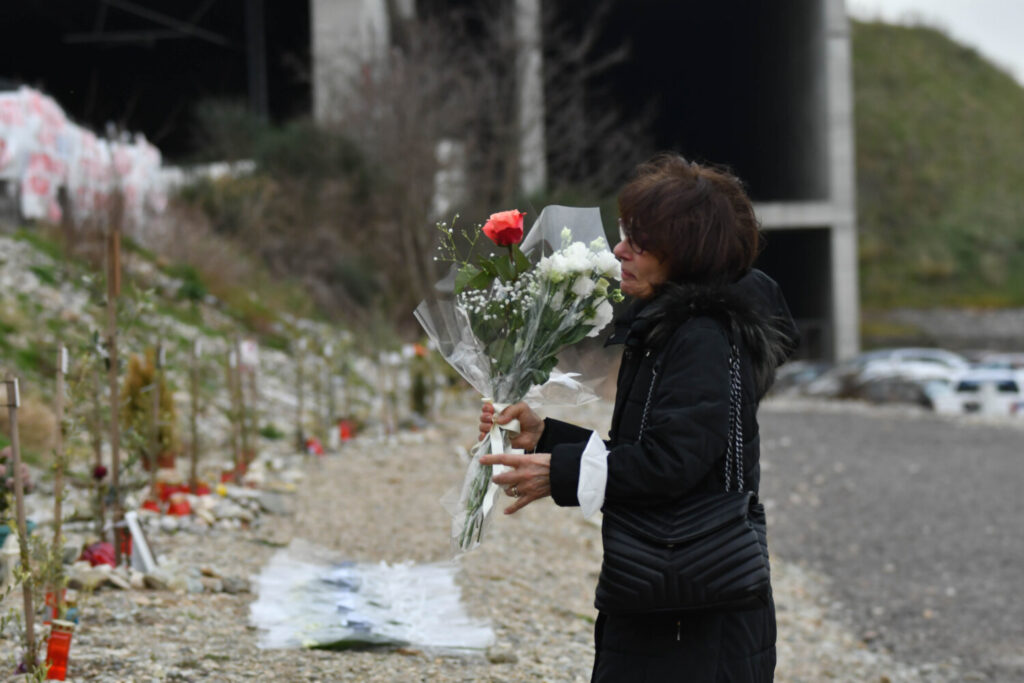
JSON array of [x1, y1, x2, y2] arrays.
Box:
[[479, 399, 524, 516]]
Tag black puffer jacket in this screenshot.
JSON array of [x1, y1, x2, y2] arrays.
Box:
[[536, 269, 799, 681]]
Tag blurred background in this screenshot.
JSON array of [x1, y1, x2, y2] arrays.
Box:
[[3, 0, 1023, 353]]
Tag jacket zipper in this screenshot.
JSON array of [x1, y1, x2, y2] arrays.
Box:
[[676, 620, 681, 641]]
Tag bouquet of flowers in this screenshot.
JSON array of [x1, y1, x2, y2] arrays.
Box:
[[415, 205, 622, 553]]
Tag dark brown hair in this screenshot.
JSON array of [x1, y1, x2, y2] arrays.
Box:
[[617, 153, 760, 286]]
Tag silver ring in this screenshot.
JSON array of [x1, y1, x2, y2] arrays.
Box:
[[509, 485, 519, 498]]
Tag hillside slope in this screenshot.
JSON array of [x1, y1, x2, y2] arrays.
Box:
[[853, 19, 1024, 309], [0, 228, 384, 468]]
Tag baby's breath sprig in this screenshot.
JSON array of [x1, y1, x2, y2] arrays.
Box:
[[433, 214, 483, 266]]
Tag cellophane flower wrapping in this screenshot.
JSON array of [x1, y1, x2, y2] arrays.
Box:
[[415, 205, 622, 554]]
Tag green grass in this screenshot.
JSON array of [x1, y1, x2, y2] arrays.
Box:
[[13, 227, 64, 261], [121, 235, 158, 263], [854, 20, 1024, 309], [29, 264, 58, 286]]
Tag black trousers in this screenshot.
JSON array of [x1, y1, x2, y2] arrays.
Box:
[[591, 602, 776, 682]]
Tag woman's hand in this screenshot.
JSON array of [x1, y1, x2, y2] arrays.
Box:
[[479, 452, 551, 514], [478, 401, 545, 452]]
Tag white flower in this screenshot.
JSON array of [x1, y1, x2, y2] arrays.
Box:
[[560, 227, 573, 247], [562, 242, 591, 273], [586, 299, 615, 337], [572, 276, 595, 298], [590, 237, 608, 252], [541, 253, 567, 283], [595, 277, 609, 297], [593, 250, 621, 279]]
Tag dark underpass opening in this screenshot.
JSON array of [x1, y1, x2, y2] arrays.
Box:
[[546, 0, 829, 203], [756, 228, 833, 360]]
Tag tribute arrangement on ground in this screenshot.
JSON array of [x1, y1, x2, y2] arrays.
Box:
[[415, 206, 622, 552]]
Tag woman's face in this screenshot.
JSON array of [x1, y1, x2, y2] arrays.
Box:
[[614, 223, 670, 299]]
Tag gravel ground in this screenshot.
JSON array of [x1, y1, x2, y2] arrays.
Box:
[[761, 398, 1024, 682], [3, 398, 998, 681]]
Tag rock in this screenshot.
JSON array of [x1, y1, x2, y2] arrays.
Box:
[[185, 576, 205, 594], [143, 570, 173, 591], [221, 577, 250, 594], [129, 569, 146, 590], [222, 485, 260, 503], [257, 491, 290, 515], [194, 512, 215, 528], [199, 576, 223, 593], [486, 647, 519, 665], [62, 541, 82, 565], [160, 516, 180, 532], [169, 573, 189, 593], [67, 562, 115, 591], [106, 568, 132, 590], [213, 501, 254, 523]]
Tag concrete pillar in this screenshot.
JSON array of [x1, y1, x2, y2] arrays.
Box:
[[515, 0, 547, 195], [825, 0, 860, 360], [311, 0, 391, 122]]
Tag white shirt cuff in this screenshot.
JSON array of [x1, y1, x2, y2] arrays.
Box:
[[577, 431, 608, 519]]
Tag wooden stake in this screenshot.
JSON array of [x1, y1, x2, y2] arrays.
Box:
[[325, 344, 336, 448], [245, 357, 260, 463], [295, 338, 306, 451], [106, 210, 124, 566], [233, 338, 250, 465], [189, 339, 200, 492], [227, 350, 242, 476], [148, 343, 163, 492], [5, 376, 36, 671], [92, 365, 106, 536], [52, 346, 68, 618]]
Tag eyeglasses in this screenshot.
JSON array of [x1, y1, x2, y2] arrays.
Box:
[[618, 218, 645, 255]]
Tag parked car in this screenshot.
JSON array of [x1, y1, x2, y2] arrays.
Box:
[[801, 347, 970, 400], [931, 367, 1024, 417]]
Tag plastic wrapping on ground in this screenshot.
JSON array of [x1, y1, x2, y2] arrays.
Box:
[[249, 539, 493, 652]]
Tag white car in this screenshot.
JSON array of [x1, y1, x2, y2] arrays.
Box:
[[931, 367, 1024, 417], [802, 347, 970, 398]]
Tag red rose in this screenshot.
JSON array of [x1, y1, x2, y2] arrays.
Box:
[[92, 464, 108, 481], [482, 209, 525, 246]]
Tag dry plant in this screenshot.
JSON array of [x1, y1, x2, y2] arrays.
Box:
[[540, 0, 654, 194], [0, 395, 56, 459], [173, 2, 649, 332]]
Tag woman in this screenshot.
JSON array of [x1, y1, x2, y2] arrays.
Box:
[[479, 153, 799, 681]]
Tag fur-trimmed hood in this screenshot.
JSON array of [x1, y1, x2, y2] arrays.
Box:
[[607, 269, 800, 398]]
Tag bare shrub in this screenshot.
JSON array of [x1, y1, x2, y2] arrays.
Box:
[[174, 3, 649, 332]]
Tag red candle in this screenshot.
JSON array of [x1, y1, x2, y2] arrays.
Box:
[[43, 589, 66, 624], [45, 620, 74, 680]]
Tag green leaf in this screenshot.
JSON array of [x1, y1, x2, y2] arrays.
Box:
[[492, 254, 514, 282], [465, 269, 494, 291], [454, 265, 482, 294], [456, 265, 493, 293], [511, 243, 532, 276], [561, 325, 590, 347], [529, 356, 560, 387], [486, 337, 516, 374], [479, 259, 498, 278]]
